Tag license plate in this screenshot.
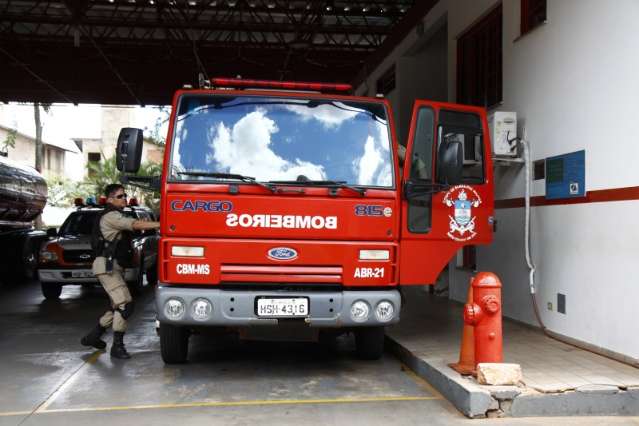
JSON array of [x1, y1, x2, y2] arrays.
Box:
[[256, 297, 309, 318], [71, 270, 93, 278]]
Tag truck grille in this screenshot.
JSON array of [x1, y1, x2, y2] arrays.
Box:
[[63, 249, 94, 263], [220, 265, 342, 284]]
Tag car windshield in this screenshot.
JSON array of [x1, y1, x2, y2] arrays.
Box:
[[59, 210, 136, 236], [169, 95, 394, 187], [60, 211, 99, 236]]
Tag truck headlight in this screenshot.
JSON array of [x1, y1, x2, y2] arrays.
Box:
[[350, 300, 370, 323], [164, 298, 185, 320], [375, 301, 395, 322], [191, 298, 212, 321], [172, 246, 205, 257], [359, 249, 390, 260]]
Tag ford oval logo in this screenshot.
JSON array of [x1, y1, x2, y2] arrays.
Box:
[[267, 247, 298, 261]]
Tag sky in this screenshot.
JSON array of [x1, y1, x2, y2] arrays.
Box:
[[0, 103, 168, 181]]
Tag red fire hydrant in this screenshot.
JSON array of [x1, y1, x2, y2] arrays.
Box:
[[463, 272, 503, 366]]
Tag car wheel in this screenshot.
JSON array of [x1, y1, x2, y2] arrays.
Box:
[[160, 323, 190, 364], [146, 262, 158, 287], [22, 249, 38, 281], [129, 255, 146, 295], [355, 327, 385, 360], [41, 282, 62, 300]]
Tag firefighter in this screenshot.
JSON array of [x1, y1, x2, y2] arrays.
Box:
[[81, 184, 160, 359]]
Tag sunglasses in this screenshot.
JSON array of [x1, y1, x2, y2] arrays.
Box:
[[115, 193, 128, 199]]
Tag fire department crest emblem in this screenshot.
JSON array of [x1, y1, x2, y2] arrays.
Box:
[[443, 185, 482, 242]]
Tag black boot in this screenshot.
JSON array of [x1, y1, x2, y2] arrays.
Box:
[[81, 324, 107, 350], [110, 331, 131, 359]]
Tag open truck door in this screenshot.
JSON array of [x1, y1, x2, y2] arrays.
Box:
[[399, 101, 494, 285]]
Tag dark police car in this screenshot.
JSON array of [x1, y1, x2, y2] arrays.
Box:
[[37, 197, 159, 300]]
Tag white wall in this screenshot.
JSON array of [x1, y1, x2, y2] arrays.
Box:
[[1, 128, 67, 178], [0, 127, 35, 166], [397, 22, 448, 143], [360, 0, 639, 361], [447, 0, 639, 361]]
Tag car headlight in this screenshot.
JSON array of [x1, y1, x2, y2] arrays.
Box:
[[191, 298, 212, 321], [374, 301, 395, 322], [40, 249, 58, 262], [164, 298, 185, 321], [350, 300, 370, 323]]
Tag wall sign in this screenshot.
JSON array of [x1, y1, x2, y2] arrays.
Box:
[[545, 150, 585, 199]]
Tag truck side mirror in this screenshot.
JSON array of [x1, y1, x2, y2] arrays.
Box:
[[116, 128, 144, 173], [437, 139, 463, 185]]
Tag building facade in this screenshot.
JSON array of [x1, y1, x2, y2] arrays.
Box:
[[358, 0, 639, 364], [73, 106, 164, 179], [0, 124, 71, 177]]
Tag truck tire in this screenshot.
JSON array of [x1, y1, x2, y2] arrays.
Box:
[[355, 327, 385, 360], [41, 282, 62, 300], [160, 323, 189, 364]]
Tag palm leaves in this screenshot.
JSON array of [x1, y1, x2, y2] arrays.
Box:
[[86, 153, 161, 213]]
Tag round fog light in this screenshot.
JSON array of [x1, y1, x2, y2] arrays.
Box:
[[375, 301, 394, 322], [350, 300, 370, 323], [164, 298, 185, 321], [191, 298, 212, 321]]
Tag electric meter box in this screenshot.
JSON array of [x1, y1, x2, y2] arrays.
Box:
[[489, 111, 517, 157]]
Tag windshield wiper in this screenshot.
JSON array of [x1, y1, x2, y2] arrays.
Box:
[[178, 171, 276, 193], [269, 179, 367, 196]]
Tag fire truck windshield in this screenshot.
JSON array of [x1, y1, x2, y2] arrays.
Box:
[[169, 95, 393, 188]]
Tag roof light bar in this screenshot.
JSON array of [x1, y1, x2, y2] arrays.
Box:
[[210, 77, 352, 93]]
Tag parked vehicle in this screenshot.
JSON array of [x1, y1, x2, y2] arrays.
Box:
[[0, 156, 48, 288], [116, 77, 494, 363], [37, 198, 159, 299]]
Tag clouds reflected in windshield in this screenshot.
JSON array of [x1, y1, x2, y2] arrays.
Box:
[[170, 96, 393, 187]]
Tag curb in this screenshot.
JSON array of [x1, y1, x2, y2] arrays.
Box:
[[386, 336, 639, 418], [386, 336, 494, 418]]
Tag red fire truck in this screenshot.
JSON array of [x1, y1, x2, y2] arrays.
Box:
[[116, 78, 494, 363]]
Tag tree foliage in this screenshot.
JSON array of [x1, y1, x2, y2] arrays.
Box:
[[46, 176, 93, 207], [1, 128, 17, 153], [145, 105, 170, 146], [86, 154, 161, 213]]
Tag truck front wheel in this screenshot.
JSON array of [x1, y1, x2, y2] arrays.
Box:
[[160, 323, 190, 364], [41, 283, 62, 300], [355, 327, 385, 360]]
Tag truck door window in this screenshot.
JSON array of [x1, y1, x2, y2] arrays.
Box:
[[409, 108, 434, 181], [407, 107, 434, 233], [437, 110, 484, 183]]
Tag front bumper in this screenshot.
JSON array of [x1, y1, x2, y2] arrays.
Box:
[[155, 284, 401, 327], [38, 267, 138, 284]]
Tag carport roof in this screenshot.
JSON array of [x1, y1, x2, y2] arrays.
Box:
[[0, 0, 435, 106]]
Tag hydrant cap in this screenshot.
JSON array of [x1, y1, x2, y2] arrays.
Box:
[[472, 272, 502, 289], [463, 303, 480, 325], [482, 295, 501, 314]]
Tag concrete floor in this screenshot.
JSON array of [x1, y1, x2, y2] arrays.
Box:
[[388, 288, 639, 391], [0, 281, 637, 425], [387, 287, 639, 417]]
